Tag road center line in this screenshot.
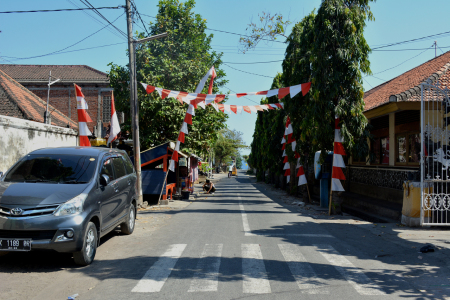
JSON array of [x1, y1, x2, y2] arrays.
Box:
[[238, 194, 255, 236]]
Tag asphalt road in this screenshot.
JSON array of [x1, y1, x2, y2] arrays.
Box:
[[1, 170, 450, 299]]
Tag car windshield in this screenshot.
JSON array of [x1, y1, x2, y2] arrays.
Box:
[[4, 154, 97, 184]]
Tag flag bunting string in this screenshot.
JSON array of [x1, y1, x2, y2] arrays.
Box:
[[140, 81, 311, 111]]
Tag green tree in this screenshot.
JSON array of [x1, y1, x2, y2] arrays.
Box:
[[308, 0, 373, 161], [235, 154, 243, 169], [213, 128, 246, 168], [108, 0, 228, 154], [247, 0, 373, 167], [248, 73, 286, 181]]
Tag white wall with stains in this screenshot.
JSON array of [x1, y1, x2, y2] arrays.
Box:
[[0, 115, 78, 173]]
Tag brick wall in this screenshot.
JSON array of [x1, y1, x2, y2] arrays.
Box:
[[23, 83, 113, 135]]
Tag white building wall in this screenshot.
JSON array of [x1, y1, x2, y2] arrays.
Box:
[[0, 115, 78, 172]]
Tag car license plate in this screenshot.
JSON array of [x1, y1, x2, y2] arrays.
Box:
[[0, 239, 32, 251]]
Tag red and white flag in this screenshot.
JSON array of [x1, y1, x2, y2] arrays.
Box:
[[107, 91, 121, 146], [74, 84, 92, 147], [296, 158, 307, 186], [331, 115, 346, 191]]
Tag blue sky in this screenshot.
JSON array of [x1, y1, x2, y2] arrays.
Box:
[[2, 1, 450, 156]]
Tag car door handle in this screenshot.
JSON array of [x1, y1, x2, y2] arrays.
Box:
[[128, 180, 131, 186]]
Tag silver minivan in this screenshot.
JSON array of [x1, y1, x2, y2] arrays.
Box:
[[0, 147, 137, 265]]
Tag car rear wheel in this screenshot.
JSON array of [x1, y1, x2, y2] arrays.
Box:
[[121, 203, 135, 235], [73, 222, 97, 266]]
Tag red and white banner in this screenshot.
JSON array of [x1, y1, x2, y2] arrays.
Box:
[[74, 84, 92, 147], [141, 81, 311, 109], [107, 91, 120, 146], [296, 158, 307, 186], [331, 115, 346, 191], [280, 116, 305, 185], [217, 103, 283, 114]]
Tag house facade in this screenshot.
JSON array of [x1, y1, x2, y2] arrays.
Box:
[[347, 51, 450, 218], [0, 64, 121, 137], [0, 69, 78, 171]]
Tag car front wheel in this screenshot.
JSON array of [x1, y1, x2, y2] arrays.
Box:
[[73, 222, 97, 266], [121, 203, 135, 235]]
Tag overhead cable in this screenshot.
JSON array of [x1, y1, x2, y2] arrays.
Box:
[[80, 0, 128, 38], [4, 12, 125, 60], [0, 6, 122, 13]]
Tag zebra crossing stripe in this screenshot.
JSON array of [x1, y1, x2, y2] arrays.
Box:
[[188, 244, 223, 292], [315, 244, 385, 295], [278, 244, 329, 294], [132, 244, 187, 293], [242, 244, 271, 294]]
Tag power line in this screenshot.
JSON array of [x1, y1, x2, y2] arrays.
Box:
[[0, 6, 122, 13], [223, 63, 273, 78], [130, 0, 150, 36], [373, 46, 450, 52], [369, 46, 432, 76], [372, 30, 450, 50], [80, 0, 128, 39], [224, 86, 261, 105], [3, 12, 125, 61], [66, 0, 125, 40], [223, 59, 283, 64], [362, 77, 373, 89], [139, 13, 286, 44]]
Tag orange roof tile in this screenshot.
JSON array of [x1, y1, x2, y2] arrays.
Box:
[[364, 51, 450, 112], [0, 69, 78, 129]]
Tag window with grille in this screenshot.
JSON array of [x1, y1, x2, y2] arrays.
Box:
[[103, 96, 111, 123]]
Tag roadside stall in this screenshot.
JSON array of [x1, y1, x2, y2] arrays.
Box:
[[130, 142, 188, 203]]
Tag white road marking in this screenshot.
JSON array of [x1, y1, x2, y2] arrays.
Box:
[[238, 194, 255, 236], [315, 244, 385, 295], [188, 244, 223, 292], [278, 244, 329, 294], [242, 244, 271, 294], [132, 244, 187, 293], [265, 234, 334, 238]]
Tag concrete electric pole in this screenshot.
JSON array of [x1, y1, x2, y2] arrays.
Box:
[[126, 0, 167, 206]]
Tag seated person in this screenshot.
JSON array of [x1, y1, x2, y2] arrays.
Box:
[[202, 179, 216, 194]]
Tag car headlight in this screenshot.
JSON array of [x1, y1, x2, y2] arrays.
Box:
[[54, 194, 88, 216]]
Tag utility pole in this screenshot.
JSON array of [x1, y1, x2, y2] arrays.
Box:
[[126, 0, 167, 206], [126, 0, 142, 205]]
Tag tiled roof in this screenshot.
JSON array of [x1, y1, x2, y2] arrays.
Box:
[[0, 64, 109, 84], [364, 51, 450, 112], [0, 69, 78, 129]]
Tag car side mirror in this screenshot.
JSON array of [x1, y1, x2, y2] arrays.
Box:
[[100, 174, 110, 186], [0, 172, 3, 179]]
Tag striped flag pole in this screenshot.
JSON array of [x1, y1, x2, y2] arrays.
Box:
[[74, 84, 92, 147], [329, 115, 347, 215]]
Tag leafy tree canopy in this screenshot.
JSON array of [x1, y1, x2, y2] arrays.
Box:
[[213, 128, 247, 167], [108, 0, 228, 155], [247, 0, 374, 174]]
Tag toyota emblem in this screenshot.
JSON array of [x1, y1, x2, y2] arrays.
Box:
[[10, 208, 23, 216]]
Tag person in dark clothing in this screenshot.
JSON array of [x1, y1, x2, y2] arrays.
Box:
[[202, 179, 216, 194]]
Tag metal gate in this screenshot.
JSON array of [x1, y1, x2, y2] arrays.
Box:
[[421, 81, 450, 225]]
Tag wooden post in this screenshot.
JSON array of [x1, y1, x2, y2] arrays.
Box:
[[306, 183, 312, 203], [328, 155, 335, 216]]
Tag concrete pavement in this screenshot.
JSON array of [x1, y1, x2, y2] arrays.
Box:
[[1, 170, 450, 299]]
